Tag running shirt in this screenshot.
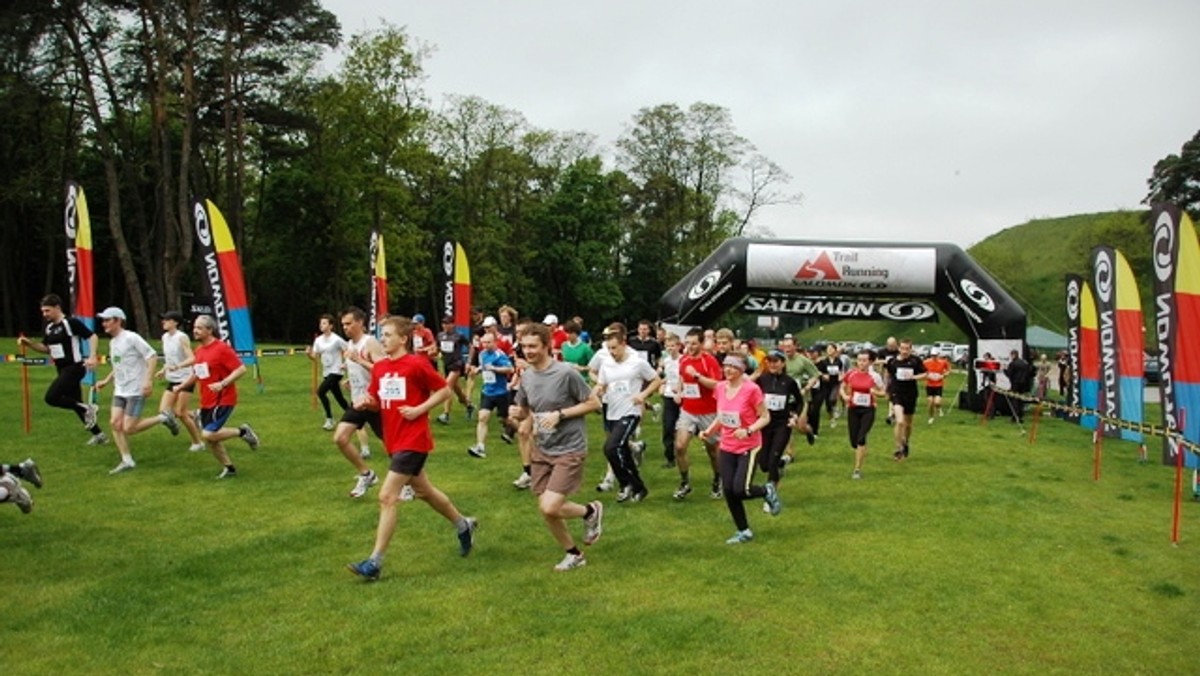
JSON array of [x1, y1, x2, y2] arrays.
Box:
[[478, 348, 513, 397], [660, 352, 681, 398], [550, 327, 569, 357], [923, 357, 952, 388], [626, 335, 662, 368], [312, 332, 348, 377], [886, 355, 926, 399], [107, 330, 157, 397], [844, 369, 883, 409], [412, 325, 436, 361], [784, 353, 821, 388], [345, 335, 376, 400], [367, 353, 446, 454], [598, 352, 658, 420], [437, 330, 470, 369], [678, 351, 721, 415], [43, 317, 93, 368], [757, 371, 802, 425], [561, 339, 594, 371], [161, 330, 191, 384], [514, 360, 592, 456], [714, 379, 764, 454], [193, 339, 243, 409]]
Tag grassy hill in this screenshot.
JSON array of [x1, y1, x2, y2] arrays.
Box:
[[791, 210, 1156, 348]]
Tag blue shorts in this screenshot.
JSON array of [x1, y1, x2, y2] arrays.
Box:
[[201, 406, 235, 432]]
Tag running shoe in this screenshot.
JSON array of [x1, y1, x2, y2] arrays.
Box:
[[83, 403, 99, 429], [0, 475, 32, 514], [616, 485, 633, 503], [512, 471, 532, 489], [764, 481, 782, 516], [852, 469, 862, 480], [650, 402, 662, 421], [360, 447, 371, 460], [806, 432, 815, 445], [672, 483, 692, 500], [457, 517, 478, 557], [161, 411, 180, 436], [630, 440, 646, 466], [725, 529, 754, 545], [436, 413, 450, 425], [762, 501, 771, 514], [322, 419, 335, 431], [553, 552, 587, 571], [928, 417, 935, 425], [630, 488, 649, 503], [188, 442, 206, 452], [893, 450, 904, 462], [501, 429, 515, 444], [347, 558, 381, 581], [467, 444, 487, 459], [240, 424, 260, 450], [465, 403, 476, 420], [709, 480, 723, 500], [350, 470, 378, 498], [87, 432, 109, 446], [583, 500, 604, 545], [399, 485, 414, 502], [216, 467, 237, 479], [595, 475, 614, 492], [18, 458, 43, 489], [109, 459, 136, 475], [902, 442, 910, 459]]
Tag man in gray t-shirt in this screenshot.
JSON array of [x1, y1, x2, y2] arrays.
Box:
[[510, 323, 603, 572]]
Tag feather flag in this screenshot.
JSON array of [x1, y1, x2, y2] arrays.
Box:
[[1151, 205, 1200, 469], [439, 240, 472, 337], [1065, 274, 1084, 424], [369, 229, 388, 338], [1078, 278, 1100, 431], [64, 182, 95, 386], [1090, 246, 1145, 442], [192, 199, 257, 365]]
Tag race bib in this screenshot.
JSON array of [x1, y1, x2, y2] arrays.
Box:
[[765, 393, 787, 411], [440, 340, 455, 353], [826, 365, 840, 375], [682, 383, 701, 399], [718, 411, 740, 428], [378, 374, 407, 405], [482, 370, 497, 384], [193, 362, 211, 379], [896, 367, 914, 381], [532, 411, 557, 442], [609, 380, 632, 395], [852, 392, 872, 407], [928, 372, 944, 383], [413, 336, 425, 350], [49, 344, 65, 360]]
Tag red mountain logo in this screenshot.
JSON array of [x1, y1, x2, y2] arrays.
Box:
[[795, 252, 840, 281]]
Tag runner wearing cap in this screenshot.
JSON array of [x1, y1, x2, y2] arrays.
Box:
[[94, 306, 181, 474], [756, 350, 803, 493], [923, 348, 952, 423], [435, 315, 472, 425], [411, 313, 438, 363]]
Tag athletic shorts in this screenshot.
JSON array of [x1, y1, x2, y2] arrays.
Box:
[[201, 405, 235, 432], [388, 449, 429, 476], [442, 360, 466, 377], [112, 395, 148, 418], [890, 394, 918, 416], [339, 408, 383, 439], [676, 411, 719, 443], [529, 446, 587, 496], [169, 381, 195, 394], [925, 386, 944, 397], [480, 392, 510, 412]]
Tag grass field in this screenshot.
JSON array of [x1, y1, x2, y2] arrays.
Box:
[[2, 348, 1195, 675]]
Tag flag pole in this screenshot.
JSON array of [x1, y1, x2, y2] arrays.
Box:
[[19, 334, 32, 434]]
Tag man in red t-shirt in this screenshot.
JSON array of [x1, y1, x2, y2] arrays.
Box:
[[672, 327, 724, 500], [923, 349, 953, 423], [346, 315, 478, 582], [171, 315, 259, 479]]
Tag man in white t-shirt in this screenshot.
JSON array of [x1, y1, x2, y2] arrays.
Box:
[[594, 323, 661, 502], [95, 306, 180, 474]]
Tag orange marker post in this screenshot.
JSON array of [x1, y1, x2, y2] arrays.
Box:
[[19, 333, 32, 434]]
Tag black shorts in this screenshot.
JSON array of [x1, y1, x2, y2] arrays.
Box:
[[170, 381, 196, 394], [480, 392, 510, 412], [925, 386, 944, 397], [339, 408, 383, 439], [442, 360, 465, 377], [890, 394, 918, 415], [388, 450, 429, 476]]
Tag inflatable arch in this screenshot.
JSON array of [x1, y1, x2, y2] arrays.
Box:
[[659, 238, 1027, 409]]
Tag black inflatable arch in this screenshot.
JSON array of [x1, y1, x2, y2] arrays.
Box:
[[659, 237, 1026, 407]]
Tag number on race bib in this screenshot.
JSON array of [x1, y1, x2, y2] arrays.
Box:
[[852, 392, 872, 407], [440, 340, 455, 353], [379, 374, 407, 404], [765, 394, 787, 411], [896, 367, 914, 381], [193, 362, 210, 379], [609, 380, 632, 395], [718, 411, 740, 428], [49, 344, 65, 360], [682, 383, 700, 399], [482, 370, 497, 384]]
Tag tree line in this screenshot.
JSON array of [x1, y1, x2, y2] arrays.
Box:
[[0, 1, 798, 341]]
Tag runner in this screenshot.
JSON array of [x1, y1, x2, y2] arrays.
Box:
[[334, 307, 386, 498], [884, 338, 927, 460], [157, 311, 204, 451], [466, 333, 515, 460], [435, 315, 472, 425], [923, 348, 952, 423], [841, 349, 887, 479], [346, 316, 477, 581], [593, 323, 660, 503], [755, 350, 803, 498], [673, 327, 723, 500], [307, 314, 349, 431]]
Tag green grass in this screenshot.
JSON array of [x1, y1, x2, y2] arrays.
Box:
[[2, 351, 1195, 675]]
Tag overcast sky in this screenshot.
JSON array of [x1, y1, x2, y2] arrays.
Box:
[[321, 1, 1198, 249]]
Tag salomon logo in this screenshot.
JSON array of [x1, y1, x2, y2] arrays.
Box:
[[959, 279, 995, 313], [688, 270, 723, 301], [878, 302, 936, 322]]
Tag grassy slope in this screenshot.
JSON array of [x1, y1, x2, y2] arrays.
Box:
[[1, 348, 1195, 675], [793, 210, 1152, 347]]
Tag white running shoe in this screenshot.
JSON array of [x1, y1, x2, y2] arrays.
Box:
[[928, 417, 935, 425], [83, 403, 99, 429], [322, 419, 334, 431], [188, 442, 205, 452], [554, 552, 587, 571], [596, 475, 614, 492], [160, 411, 180, 436], [0, 474, 32, 513], [109, 459, 136, 475], [87, 432, 109, 446], [239, 424, 260, 450], [512, 471, 532, 489], [583, 500, 604, 545], [350, 470, 378, 498], [399, 484, 415, 502], [763, 501, 771, 514], [467, 445, 487, 459]]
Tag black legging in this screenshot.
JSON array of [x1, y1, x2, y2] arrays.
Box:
[[720, 448, 766, 532], [847, 406, 876, 448], [317, 374, 349, 418], [661, 398, 680, 463], [603, 415, 646, 493], [757, 423, 792, 484], [45, 363, 100, 434]]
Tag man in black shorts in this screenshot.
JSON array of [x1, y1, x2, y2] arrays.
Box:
[[335, 308, 387, 498], [435, 315, 472, 425], [17, 294, 107, 445], [884, 338, 926, 460]]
